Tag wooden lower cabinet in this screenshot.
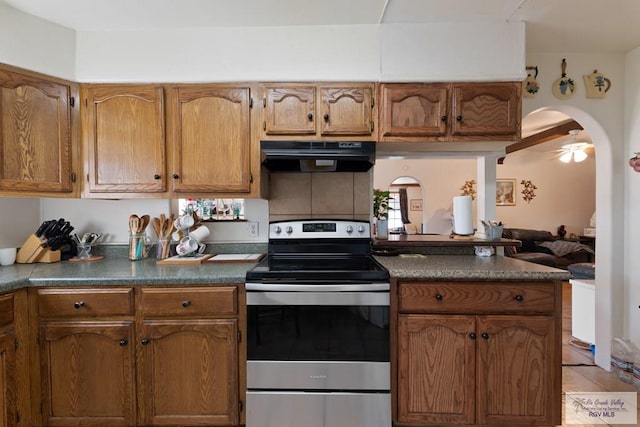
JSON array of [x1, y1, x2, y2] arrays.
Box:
[[137, 320, 238, 426], [33, 286, 242, 427], [39, 322, 135, 427], [395, 281, 561, 426], [0, 328, 16, 427], [0, 292, 16, 427]]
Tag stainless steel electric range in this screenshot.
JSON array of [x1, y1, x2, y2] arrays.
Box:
[[245, 219, 391, 427]]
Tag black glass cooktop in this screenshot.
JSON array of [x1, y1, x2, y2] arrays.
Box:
[[246, 254, 389, 283]]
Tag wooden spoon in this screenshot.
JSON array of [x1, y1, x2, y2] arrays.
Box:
[[129, 215, 139, 234], [139, 214, 150, 233], [152, 217, 161, 237]]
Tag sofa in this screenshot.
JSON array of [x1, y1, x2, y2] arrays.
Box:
[[502, 228, 594, 269]]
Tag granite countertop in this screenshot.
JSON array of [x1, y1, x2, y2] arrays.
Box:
[[1, 250, 570, 294], [375, 254, 571, 281]]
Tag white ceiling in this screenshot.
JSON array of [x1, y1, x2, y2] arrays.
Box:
[[2, 0, 640, 53]]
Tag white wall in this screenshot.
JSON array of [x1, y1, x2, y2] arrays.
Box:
[[0, 198, 39, 248], [75, 23, 524, 82], [379, 23, 525, 82], [0, 4, 76, 79], [76, 25, 380, 83], [497, 152, 596, 237], [624, 47, 640, 345], [40, 198, 270, 244], [524, 52, 627, 366]]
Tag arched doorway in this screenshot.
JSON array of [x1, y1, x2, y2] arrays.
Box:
[[523, 106, 621, 370], [388, 176, 425, 234]]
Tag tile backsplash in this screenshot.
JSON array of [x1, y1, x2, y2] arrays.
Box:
[[269, 172, 372, 222]]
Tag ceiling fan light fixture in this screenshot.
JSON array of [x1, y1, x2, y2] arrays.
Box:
[[559, 151, 574, 163], [573, 150, 588, 162]]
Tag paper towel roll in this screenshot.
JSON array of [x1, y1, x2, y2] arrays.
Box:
[[452, 196, 474, 235]]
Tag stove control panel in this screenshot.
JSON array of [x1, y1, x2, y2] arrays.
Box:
[[270, 220, 371, 239]]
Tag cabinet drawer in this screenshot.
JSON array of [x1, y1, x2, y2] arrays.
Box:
[[399, 282, 555, 314], [0, 293, 14, 326], [139, 287, 238, 316], [38, 288, 134, 318]]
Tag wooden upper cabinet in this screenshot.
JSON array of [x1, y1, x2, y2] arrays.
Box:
[[378, 82, 521, 142], [0, 65, 76, 194], [264, 85, 316, 135], [168, 85, 252, 194], [83, 85, 166, 193], [379, 83, 449, 139], [262, 83, 375, 139], [452, 83, 521, 138], [319, 84, 374, 136]]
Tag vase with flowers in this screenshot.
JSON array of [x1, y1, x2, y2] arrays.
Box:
[[373, 189, 392, 239]]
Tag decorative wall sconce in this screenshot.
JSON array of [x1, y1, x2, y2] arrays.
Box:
[[520, 180, 538, 203], [460, 180, 476, 200], [630, 153, 640, 172]]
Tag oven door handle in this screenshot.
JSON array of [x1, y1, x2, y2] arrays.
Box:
[[245, 282, 389, 292]]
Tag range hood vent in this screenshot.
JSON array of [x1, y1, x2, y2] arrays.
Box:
[[261, 141, 375, 172]]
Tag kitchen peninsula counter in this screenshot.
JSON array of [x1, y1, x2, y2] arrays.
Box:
[[373, 233, 521, 247], [375, 253, 570, 281]]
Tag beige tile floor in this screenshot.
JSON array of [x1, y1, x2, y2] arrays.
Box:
[[561, 282, 639, 426]]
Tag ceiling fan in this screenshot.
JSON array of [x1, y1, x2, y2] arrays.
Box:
[[556, 129, 594, 163]]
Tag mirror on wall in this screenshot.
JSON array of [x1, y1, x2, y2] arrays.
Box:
[[388, 176, 423, 234]]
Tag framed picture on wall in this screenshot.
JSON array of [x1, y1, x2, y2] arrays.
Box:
[[496, 179, 516, 206], [410, 199, 423, 211]]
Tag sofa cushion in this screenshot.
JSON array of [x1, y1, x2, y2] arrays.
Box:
[[568, 263, 596, 279], [503, 228, 555, 242]]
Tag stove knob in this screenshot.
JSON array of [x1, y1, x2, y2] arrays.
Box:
[[357, 225, 366, 233], [346, 225, 354, 234], [285, 226, 293, 234], [273, 225, 282, 234]]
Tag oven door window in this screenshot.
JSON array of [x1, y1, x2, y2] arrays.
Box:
[[247, 304, 389, 362]]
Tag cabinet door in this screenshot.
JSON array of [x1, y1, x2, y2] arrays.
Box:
[[320, 84, 374, 136], [170, 85, 251, 193], [379, 83, 449, 140], [40, 322, 135, 427], [451, 83, 521, 138], [84, 85, 166, 193], [264, 85, 316, 135], [397, 314, 475, 425], [0, 330, 16, 427], [0, 68, 74, 193], [138, 319, 239, 426], [476, 315, 557, 426]]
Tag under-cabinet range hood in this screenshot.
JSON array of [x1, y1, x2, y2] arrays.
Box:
[[261, 141, 375, 172]]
